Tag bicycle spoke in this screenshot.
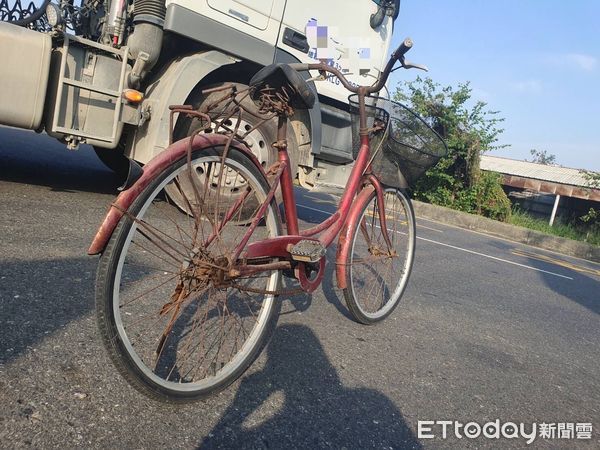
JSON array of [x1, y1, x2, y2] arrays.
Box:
[[99, 145, 281, 398], [120, 273, 180, 308], [344, 189, 415, 323]]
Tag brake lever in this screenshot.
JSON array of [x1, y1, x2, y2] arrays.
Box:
[[391, 56, 429, 73], [403, 61, 429, 72]]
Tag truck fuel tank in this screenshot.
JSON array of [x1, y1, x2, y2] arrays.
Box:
[[0, 22, 52, 130]]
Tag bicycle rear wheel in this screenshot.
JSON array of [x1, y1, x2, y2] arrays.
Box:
[[342, 187, 415, 324], [95, 146, 282, 402]]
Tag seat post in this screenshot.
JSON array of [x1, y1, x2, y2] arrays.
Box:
[[275, 114, 299, 235]]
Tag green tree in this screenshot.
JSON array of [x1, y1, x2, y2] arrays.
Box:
[[580, 169, 600, 189], [578, 169, 600, 242], [394, 77, 511, 221], [528, 149, 556, 165]]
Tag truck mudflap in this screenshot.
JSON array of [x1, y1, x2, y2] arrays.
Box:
[[88, 134, 265, 255]]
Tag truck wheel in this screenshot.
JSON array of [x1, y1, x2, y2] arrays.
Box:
[[166, 82, 298, 221]]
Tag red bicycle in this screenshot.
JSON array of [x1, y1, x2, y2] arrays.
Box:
[[88, 38, 447, 402]]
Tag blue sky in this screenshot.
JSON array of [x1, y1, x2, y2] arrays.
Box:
[[389, 0, 599, 171]]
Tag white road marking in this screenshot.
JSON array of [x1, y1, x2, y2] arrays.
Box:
[[417, 236, 573, 280], [297, 203, 444, 233], [414, 223, 444, 233], [297, 203, 334, 215], [296, 203, 574, 281], [418, 215, 600, 268]]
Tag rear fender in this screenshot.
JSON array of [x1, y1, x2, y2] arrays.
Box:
[[88, 134, 266, 255]]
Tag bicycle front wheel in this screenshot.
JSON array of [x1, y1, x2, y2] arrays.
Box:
[[342, 187, 415, 324], [95, 146, 282, 402]]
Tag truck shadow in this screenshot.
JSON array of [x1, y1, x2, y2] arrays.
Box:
[[467, 240, 599, 315], [199, 323, 422, 449], [535, 260, 600, 315], [0, 256, 95, 364], [0, 127, 120, 194]]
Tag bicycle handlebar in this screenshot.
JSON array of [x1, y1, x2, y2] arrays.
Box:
[[289, 37, 423, 95], [392, 37, 413, 61]]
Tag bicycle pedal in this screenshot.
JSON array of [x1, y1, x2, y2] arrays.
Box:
[[289, 240, 326, 263]]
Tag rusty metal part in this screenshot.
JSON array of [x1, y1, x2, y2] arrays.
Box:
[[368, 173, 394, 251], [253, 85, 295, 117], [228, 283, 303, 297], [295, 260, 325, 293], [265, 161, 282, 177], [234, 260, 290, 277], [244, 235, 319, 260], [300, 211, 340, 237], [275, 115, 300, 236], [168, 105, 211, 146], [89, 56, 417, 319], [228, 160, 284, 263], [335, 184, 376, 289], [88, 134, 268, 255], [272, 140, 287, 150]]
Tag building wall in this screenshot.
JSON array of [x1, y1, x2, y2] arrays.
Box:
[[505, 187, 598, 224]]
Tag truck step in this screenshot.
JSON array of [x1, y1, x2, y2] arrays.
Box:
[[289, 240, 326, 263]]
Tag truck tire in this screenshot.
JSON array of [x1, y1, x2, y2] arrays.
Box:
[[165, 82, 298, 220]]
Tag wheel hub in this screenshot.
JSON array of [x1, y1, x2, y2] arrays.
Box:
[[180, 248, 230, 289]]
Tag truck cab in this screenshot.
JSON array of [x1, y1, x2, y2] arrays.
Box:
[[0, 0, 399, 190]]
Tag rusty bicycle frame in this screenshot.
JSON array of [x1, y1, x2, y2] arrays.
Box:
[[89, 39, 416, 295], [228, 86, 393, 293]]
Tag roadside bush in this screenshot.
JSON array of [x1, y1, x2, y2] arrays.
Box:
[[473, 172, 512, 221], [395, 77, 511, 221], [414, 169, 511, 221], [509, 207, 600, 246], [578, 207, 600, 246]]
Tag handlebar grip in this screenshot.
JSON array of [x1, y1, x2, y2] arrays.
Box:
[[392, 38, 413, 60], [288, 63, 311, 72]]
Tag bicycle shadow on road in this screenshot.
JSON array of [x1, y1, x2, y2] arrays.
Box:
[[198, 323, 421, 449], [278, 247, 355, 322]]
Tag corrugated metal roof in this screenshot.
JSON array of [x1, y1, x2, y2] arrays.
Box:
[[480, 155, 592, 187]]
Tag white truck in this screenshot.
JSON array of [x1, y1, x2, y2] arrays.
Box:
[[0, 0, 399, 194]]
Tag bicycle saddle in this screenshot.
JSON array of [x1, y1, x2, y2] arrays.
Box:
[[249, 64, 316, 110]]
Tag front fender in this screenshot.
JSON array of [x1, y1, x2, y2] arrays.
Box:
[[335, 185, 375, 289], [88, 134, 265, 255]]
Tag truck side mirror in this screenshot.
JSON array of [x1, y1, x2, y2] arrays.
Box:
[[370, 7, 386, 29], [370, 0, 401, 30]]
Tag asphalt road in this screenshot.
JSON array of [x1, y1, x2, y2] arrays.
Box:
[[1, 128, 599, 449]]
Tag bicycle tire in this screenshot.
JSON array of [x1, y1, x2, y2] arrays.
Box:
[[95, 146, 282, 403], [342, 187, 415, 324]]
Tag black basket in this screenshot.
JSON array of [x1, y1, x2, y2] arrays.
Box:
[[349, 94, 390, 160], [349, 95, 448, 187]]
